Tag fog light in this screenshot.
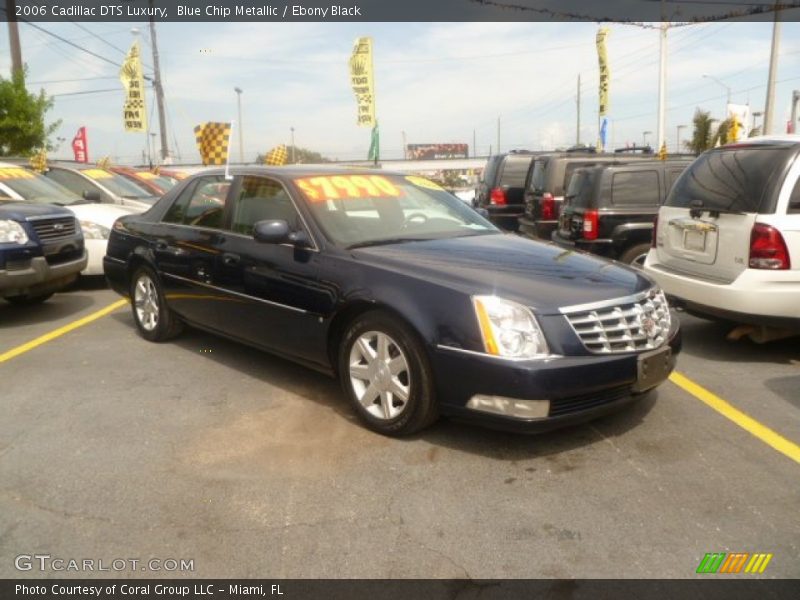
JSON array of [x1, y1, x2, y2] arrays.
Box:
[[467, 395, 550, 419]]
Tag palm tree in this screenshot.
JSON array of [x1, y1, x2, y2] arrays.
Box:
[[685, 109, 715, 154]]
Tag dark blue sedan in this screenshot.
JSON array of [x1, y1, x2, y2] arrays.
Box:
[[103, 167, 680, 436]]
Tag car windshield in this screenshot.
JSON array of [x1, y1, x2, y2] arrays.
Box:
[[666, 145, 795, 214], [127, 170, 178, 191], [79, 168, 158, 202], [296, 174, 498, 248], [0, 167, 82, 205]]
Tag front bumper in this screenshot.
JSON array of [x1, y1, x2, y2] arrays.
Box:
[[644, 250, 800, 327], [83, 239, 108, 276], [431, 320, 681, 433], [0, 251, 88, 298]]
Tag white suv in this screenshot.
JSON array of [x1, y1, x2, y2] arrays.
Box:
[[644, 136, 800, 328]]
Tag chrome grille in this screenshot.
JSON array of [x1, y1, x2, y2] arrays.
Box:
[[28, 216, 77, 242], [562, 289, 671, 354]]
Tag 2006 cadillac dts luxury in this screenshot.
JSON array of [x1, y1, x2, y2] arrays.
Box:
[[104, 167, 680, 435]]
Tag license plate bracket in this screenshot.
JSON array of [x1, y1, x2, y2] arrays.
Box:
[[633, 345, 672, 392]]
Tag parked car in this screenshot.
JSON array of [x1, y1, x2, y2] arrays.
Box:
[[104, 167, 680, 436], [0, 162, 135, 276], [644, 136, 800, 327], [474, 151, 539, 231], [552, 159, 691, 266], [109, 166, 178, 196], [26, 162, 159, 211], [519, 153, 653, 240], [0, 197, 87, 305]]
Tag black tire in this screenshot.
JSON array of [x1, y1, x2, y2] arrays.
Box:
[[5, 293, 53, 306], [339, 310, 439, 436], [129, 265, 183, 342], [619, 242, 652, 268]]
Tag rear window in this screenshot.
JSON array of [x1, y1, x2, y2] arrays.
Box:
[[667, 146, 795, 214], [528, 160, 546, 192], [789, 177, 800, 214], [565, 169, 597, 208], [481, 156, 501, 184], [611, 170, 660, 206], [498, 156, 534, 187]]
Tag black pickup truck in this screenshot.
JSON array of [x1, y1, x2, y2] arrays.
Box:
[[0, 201, 87, 305]]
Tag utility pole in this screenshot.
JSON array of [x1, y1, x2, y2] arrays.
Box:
[[576, 74, 581, 146], [401, 130, 407, 158], [6, 0, 23, 78], [496, 117, 500, 155], [791, 90, 799, 134], [656, 1, 668, 154], [472, 129, 476, 158], [763, 2, 781, 135], [234, 87, 243, 163], [148, 1, 170, 162], [290, 127, 295, 163]]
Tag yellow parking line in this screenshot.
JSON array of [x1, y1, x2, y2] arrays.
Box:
[[670, 371, 800, 465], [0, 299, 128, 365]]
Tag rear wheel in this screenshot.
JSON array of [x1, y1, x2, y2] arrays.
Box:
[[5, 293, 53, 306], [619, 243, 652, 268], [130, 266, 182, 342], [339, 311, 438, 436]]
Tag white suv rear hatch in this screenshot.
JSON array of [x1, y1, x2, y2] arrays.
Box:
[[653, 143, 798, 283]]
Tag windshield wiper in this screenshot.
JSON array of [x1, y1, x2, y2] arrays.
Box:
[[347, 237, 429, 250]]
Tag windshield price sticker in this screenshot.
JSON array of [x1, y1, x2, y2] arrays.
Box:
[[295, 175, 403, 202], [405, 175, 444, 191], [0, 168, 35, 180], [136, 172, 158, 180], [81, 169, 113, 180]]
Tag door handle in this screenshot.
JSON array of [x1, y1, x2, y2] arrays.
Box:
[[222, 252, 241, 266], [155, 240, 184, 256]]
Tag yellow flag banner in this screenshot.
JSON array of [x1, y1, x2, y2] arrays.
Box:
[[349, 37, 376, 127], [596, 28, 610, 117], [264, 144, 288, 165], [120, 41, 147, 133], [194, 122, 232, 165], [29, 149, 47, 173]]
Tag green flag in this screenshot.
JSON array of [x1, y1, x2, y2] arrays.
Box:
[[368, 123, 379, 163]]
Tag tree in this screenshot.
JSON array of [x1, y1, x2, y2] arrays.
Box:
[[0, 68, 61, 156], [255, 146, 330, 165], [685, 108, 715, 155]]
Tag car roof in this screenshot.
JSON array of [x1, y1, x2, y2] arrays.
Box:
[[731, 135, 800, 146], [175, 165, 419, 179]]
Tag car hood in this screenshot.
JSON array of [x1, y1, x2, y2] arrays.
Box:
[[66, 203, 137, 226], [0, 200, 74, 221], [352, 233, 653, 314]]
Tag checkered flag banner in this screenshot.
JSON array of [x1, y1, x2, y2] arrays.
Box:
[[194, 122, 232, 166], [264, 144, 288, 166], [29, 149, 48, 173]]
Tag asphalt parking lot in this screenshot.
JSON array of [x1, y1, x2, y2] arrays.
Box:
[[1, 281, 798, 579]]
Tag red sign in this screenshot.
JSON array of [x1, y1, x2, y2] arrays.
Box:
[[294, 175, 403, 202], [72, 127, 88, 163]]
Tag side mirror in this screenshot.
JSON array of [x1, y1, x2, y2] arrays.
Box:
[[83, 190, 101, 202], [253, 220, 290, 244]]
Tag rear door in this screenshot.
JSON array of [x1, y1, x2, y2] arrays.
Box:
[[655, 145, 795, 283], [497, 155, 533, 207]]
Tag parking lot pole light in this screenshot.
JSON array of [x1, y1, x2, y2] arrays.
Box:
[[290, 127, 296, 163], [656, 17, 668, 154], [676, 125, 686, 153], [763, 5, 781, 135], [643, 130, 652, 147], [702, 74, 732, 119], [234, 87, 243, 163]]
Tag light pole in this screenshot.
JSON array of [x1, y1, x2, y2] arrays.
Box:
[[290, 127, 295, 163], [234, 87, 243, 163], [643, 130, 653, 147], [702, 74, 732, 119], [676, 125, 687, 153], [752, 111, 764, 136]]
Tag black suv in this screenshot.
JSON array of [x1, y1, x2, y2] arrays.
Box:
[[518, 153, 655, 240], [474, 151, 539, 231], [551, 159, 691, 266]]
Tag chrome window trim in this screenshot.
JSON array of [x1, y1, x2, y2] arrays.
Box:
[[436, 344, 562, 362], [558, 288, 655, 315], [162, 272, 310, 315]]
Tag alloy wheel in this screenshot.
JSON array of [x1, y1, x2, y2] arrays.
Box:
[[134, 274, 160, 332], [348, 331, 411, 420]]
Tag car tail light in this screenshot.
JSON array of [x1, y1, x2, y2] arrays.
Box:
[[582, 209, 599, 240], [749, 223, 790, 270], [490, 187, 506, 206], [652, 213, 659, 248], [540, 193, 555, 220]]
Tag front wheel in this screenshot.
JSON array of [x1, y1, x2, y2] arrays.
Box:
[[130, 266, 182, 342], [339, 311, 438, 436], [619, 243, 652, 268]]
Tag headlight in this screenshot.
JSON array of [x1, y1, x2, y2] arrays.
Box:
[[472, 295, 550, 359], [0, 220, 29, 244], [79, 220, 110, 240]]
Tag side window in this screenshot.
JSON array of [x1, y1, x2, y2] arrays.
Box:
[[611, 171, 660, 206], [788, 177, 800, 214], [46, 169, 102, 201], [666, 168, 684, 192], [162, 176, 229, 229], [231, 176, 300, 236]]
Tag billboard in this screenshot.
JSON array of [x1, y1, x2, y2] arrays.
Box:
[[406, 143, 469, 160]]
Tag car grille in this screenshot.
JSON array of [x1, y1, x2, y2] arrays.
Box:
[[562, 288, 671, 354], [29, 216, 77, 242], [549, 386, 632, 418]]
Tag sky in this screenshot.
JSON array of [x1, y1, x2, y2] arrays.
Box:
[[1, 17, 800, 164]]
